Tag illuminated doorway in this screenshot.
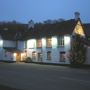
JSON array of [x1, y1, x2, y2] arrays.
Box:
[[16, 53, 21, 63]]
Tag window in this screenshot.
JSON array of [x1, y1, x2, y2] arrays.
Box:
[[37, 39, 42, 48], [47, 51, 51, 60], [38, 53, 42, 61], [27, 39, 36, 49], [74, 22, 85, 36], [58, 36, 64, 47], [60, 52, 65, 62], [46, 37, 52, 47], [32, 51, 36, 60]]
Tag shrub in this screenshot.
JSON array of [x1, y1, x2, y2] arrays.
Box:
[[69, 34, 86, 65], [25, 57, 32, 63]]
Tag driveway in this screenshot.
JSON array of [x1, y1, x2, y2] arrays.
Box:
[[0, 62, 90, 90]]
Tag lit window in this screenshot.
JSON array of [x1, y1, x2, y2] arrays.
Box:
[[74, 22, 85, 36], [58, 36, 64, 47], [27, 39, 36, 49], [47, 51, 51, 60], [0, 39, 3, 47], [52, 37, 57, 48], [64, 35, 70, 45], [60, 52, 65, 62], [32, 51, 36, 60], [37, 39, 42, 48], [46, 37, 52, 47]]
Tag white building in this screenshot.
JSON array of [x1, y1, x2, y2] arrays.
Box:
[[0, 23, 27, 62], [25, 17, 87, 64], [0, 13, 90, 65]]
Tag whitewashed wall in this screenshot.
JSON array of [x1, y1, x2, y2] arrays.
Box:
[[26, 35, 71, 64], [17, 41, 25, 50], [2, 49, 13, 61], [0, 48, 3, 60], [0, 39, 3, 60], [3, 40, 16, 48], [0, 40, 25, 61], [64, 35, 71, 64]]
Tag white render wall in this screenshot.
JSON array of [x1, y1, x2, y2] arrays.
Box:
[[64, 35, 71, 64], [26, 35, 71, 64], [17, 41, 25, 50], [0, 40, 25, 61], [2, 49, 14, 61], [0, 48, 3, 60], [0, 39, 4, 60], [3, 40, 16, 48]]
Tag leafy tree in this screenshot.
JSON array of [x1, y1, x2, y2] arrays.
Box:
[[69, 34, 86, 64]]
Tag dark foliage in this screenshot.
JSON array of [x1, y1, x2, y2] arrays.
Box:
[[24, 57, 32, 63], [69, 34, 87, 64]]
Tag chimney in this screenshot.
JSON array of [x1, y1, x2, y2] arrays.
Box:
[[74, 12, 80, 20]]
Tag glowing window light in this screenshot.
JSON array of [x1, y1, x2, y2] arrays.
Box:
[[14, 53, 17, 56], [21, 53, 25, 56], [0, 40, 3, 47], [52, 37, 57, 48], [64, 36, 71, 45], [46, 38, 52, 47], [42, 38, 46, 48], [73, 21, 85, 37], [27, 39, 36, 48]]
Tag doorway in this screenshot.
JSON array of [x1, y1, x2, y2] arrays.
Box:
[[16, 53, 21, 63]]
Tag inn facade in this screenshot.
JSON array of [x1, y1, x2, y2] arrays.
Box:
[[0, 12, 90, 64]]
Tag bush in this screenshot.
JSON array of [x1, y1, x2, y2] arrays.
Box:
[[24, 57, 32, 63], [69, 34, 86, 65]]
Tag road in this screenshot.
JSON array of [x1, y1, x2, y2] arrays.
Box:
[[0, 62, 90, 90]]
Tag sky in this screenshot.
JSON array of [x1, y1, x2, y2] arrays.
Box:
[[0, 0, 90, 23]]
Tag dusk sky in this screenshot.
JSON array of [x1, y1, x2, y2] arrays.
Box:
[[0, 0, 90, 23]]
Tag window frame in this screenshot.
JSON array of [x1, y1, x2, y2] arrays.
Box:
[[37, 38, 42, 48], [60, 51, 65, 62], [46, 37, 52, 48], [47, 51, 52, 60], [58, 36, 64, 47], [38, 52, 42, 61], [32, 51, 37, 60]]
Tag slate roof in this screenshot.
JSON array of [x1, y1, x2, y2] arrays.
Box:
[[83, 23, 90, 37], [0, 23, 28, 40], [26, 19, 78, 39], [0, 19, 90, 41]]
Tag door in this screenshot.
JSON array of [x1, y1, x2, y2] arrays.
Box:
[[16, 53, 21, 63]]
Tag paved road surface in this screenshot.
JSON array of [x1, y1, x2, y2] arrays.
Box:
[[0, 62, 90, 90], [0, 84, 20, 90]]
